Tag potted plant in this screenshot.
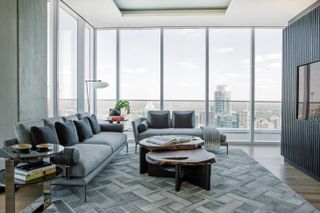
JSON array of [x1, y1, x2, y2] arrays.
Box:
[[109, 100, 130, 116]]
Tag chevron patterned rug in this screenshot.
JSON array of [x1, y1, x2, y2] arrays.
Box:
[[43, 146, 319, 213]]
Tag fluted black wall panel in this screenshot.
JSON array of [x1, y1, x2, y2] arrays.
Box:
[[282, 5, 320, 180]]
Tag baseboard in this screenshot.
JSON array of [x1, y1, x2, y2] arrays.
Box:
[[284, 158, 320, 181]]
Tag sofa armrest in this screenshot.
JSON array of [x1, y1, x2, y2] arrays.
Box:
[[99, 123, 124, 132], [50, 147, 80, 166], [3, 138, 18, 147], [131, 117, 148, 144]]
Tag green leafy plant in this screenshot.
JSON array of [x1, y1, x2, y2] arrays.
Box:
[[114, 100, 130, 114]]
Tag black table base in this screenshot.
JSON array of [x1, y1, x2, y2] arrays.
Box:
[[140, 146, 212, 191]]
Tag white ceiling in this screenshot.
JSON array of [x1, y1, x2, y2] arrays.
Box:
[[63, 0, 318, 28]]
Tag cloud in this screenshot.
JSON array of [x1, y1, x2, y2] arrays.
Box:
[[267, 62, 282, 68], [265, 53, 281, 60], [176, 62, 199, 70], [217, 47, 234, 53], [123, 67, 148, 74]]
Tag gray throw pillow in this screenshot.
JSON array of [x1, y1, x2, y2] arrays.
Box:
[[147, 111, 170, 129], [86, 114, 101, 134], [137, 120, 149, 133], [55, 121, 79, 146], [172, 111, 195, 128], [30, 125, 60, 147], [73, 118, 93, 141]]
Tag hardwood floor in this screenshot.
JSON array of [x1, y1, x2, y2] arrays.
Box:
[[0, 144, 319, 212]]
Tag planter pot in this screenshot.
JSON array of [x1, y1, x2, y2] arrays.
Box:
[[109, 109, 121, 116]]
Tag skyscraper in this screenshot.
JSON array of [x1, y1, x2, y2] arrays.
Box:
[[214, 85, 231, 114]]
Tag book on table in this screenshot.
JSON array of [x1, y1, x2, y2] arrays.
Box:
[[14, 161, 56, 181], [147, 136, 192, 146]]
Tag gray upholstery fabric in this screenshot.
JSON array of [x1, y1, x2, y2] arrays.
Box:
[[137, 120, 148, 133], [43, 116, 64, 126], [62, 114, 79, 122], [172, 111, 195, 128], [76, 112, 89, 120], [3, 138, 18, 146], [15, 119, 45, 144], [82, 132, 127, 151], [220, 133, 227, 142], [131, 118, 147, 144], [69, 144, 112, 177], [139, 128, 203, 140], [50, 147, 80, 165], [147, 111, 171, 128], [100, 123, 124, 132]]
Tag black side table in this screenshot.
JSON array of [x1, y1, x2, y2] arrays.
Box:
[[0, 144, 64, 213]]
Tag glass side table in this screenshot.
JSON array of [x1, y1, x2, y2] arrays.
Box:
[[0, 144, 64, 213]]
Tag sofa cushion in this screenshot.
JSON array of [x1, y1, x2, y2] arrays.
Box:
[[62, 114, 78, 122], [76, 112, 90, 120], [147, 111, 170, 129], [172, 111, 195, 128], [69, 144, 112, 177], [30, 125, 60, 146], [139, 128, 203, 140], [43, 116, 64, 126], [15, 119, 45, 144], [82, 132, 127, 151], [87, 114, 101, 134], [220, 133, 227, 142], [73, 118, 93, 141], [137, 120, 148, 133], [55, 121, 79, 146]]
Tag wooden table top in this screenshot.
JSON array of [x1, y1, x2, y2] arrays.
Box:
[[139, 136, 204, 151], [146, 149, 216, 166]]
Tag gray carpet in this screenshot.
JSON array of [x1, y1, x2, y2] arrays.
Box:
[[44, 146, 319, 213]]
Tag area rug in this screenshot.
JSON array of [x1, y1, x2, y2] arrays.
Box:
[[44, 146, 319, 213]]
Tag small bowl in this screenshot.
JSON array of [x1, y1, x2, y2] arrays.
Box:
[[11, 144, 32, 153], [36, 143, 50, 151]]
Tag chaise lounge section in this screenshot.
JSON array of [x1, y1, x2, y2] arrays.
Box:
[[132, 110, 228, 153]]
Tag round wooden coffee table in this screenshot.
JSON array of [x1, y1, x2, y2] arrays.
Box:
[[138, 136, 204, 174], [146, 149, 215, 191]]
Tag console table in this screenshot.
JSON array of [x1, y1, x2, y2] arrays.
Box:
[[0, 144, 64, 213]]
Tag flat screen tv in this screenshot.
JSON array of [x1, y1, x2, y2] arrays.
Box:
[[297, 60, 320, 122]]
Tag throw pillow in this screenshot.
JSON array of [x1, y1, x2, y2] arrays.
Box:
[[73, 117, 93, 141], [137, 120, 148, 133], [147, 111, 170, 128], [55, 121, 79, 146], [172, 111, 195, 128], [30, 125, 60, 147], [86, 114, 101, 134]]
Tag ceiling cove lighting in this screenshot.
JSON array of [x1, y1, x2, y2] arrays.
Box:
[[113, 0, 233, 16]]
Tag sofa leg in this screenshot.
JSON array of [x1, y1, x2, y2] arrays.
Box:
[[135, 144, 137, 154], [83, 184, 87, 202], [126, 143, 128, 153], [227, 144, 229, 155]]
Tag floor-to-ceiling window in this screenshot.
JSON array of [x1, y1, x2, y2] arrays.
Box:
[[163, 29, 206, 126], [254, 29, 282, 142], [96, 30, 117, 119], [57, 7, 78, 115], [47, 0, 54, 117], [209, 28, 251, 141], [119, 29, 161, 121], [84, 25, 94, 113]]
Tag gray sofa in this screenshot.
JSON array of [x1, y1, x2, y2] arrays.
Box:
[[132, 110, 228, 153], [3, 112, 127, 201]]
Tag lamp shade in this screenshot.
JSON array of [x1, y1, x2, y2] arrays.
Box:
[[91, 81, 109, 89]]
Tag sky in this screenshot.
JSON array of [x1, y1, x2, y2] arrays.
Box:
[[57, 13, 283, 102]]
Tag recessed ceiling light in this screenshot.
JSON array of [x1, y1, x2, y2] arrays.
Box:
[[113, 0, 232, 16]]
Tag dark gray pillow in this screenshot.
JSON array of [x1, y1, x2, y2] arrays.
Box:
[[86, 114, 101, 134], [30, 125, 60, 147], [172, 111, 195, 128], [137, 120, 149, 133], [147, 111, 170, 129], [55, 121, 79, 146], [73, 117, 93, 141]]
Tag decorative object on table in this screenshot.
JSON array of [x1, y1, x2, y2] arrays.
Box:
[[11, 144, 32, 153], [146, 135, 192, 146], [201, 126, 221, 153], [85, 80, 109, 114], [14, 161, 56, 182], [114, 100, 130, 115], [109, 108, 121, 116], [36, 143, 50, 151]]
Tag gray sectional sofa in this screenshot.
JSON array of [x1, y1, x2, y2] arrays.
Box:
[[132, 110, 228, 153], [3, 112, 127, 201]]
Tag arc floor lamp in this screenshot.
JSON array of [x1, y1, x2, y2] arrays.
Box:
[[85, 80, 109, 113]]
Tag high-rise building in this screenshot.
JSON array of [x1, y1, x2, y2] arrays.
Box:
[[214, 85, 231, 114]]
